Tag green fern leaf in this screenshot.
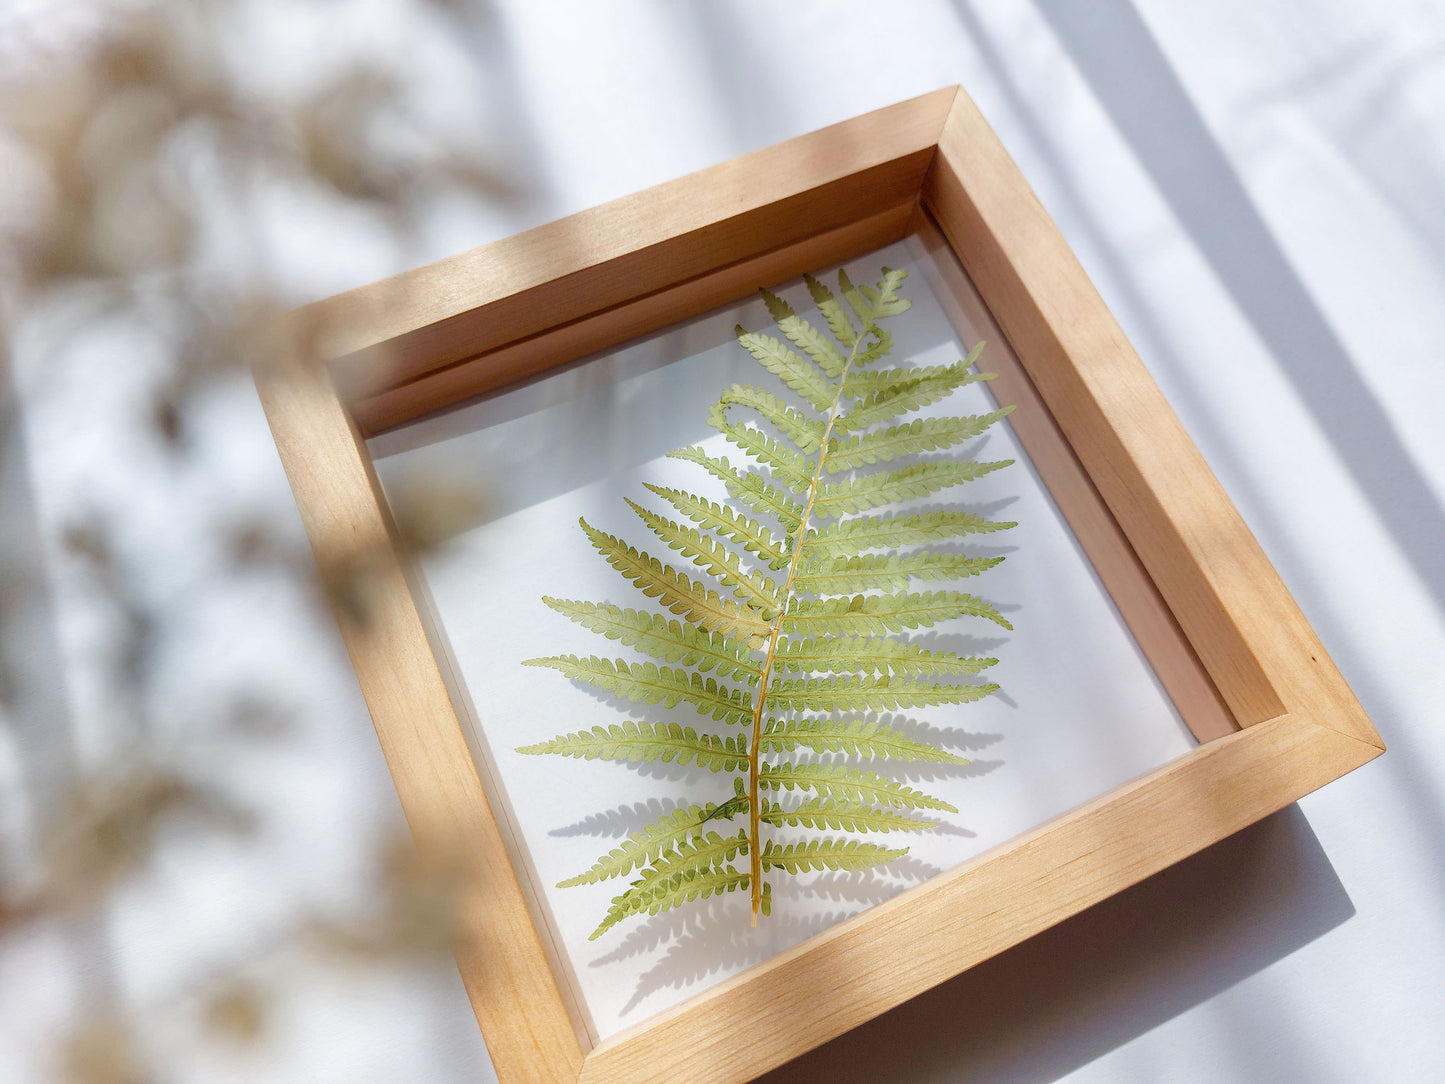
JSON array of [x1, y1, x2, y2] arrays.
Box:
[[522, 656, 754, 725], [824, 410, 1016, 472], [642, 484, 789, 569], [517, 721, 749, 772], [804, 273, 857, 347], [765, 675, 998, 713], [734, 327, 833, 412], [770, 636, 995, 677], [761, 838, 907, 874], [782, 591, 1013, 634], [579, 518, 773, 644], [666, 448, 804, 534], [556, 800, 747, 886], [591, 832, 750, 938], [793, 553, 1006, 595], [814, 460, 1013, 517], [760, 797, 936, 833], [832, 267, 907, 330], [530, 266, 1016, 936], [540, 598, 760, 683], [762, 718, 972, 764], [837, 360, 991, 433], [626, 500, 782, 615], [761, 288, 848, 377], [761, 762, 957, 812], [705, 404, 814, 492], [801, 511, 1017, 557], [716, 385, 826, 452]]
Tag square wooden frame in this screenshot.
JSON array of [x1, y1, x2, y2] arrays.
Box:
[[255, 87, 1383, 1084]]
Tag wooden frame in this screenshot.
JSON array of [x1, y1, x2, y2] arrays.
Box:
[[255, 86, 1383, 1084]]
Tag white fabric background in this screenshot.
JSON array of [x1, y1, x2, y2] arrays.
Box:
[[5, 1, 1443, 1080]]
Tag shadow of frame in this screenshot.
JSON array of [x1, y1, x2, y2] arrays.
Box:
[[757, 804, 1353, 1083]]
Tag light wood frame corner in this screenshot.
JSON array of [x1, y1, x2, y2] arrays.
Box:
[[254, 86, 1383, 1084]]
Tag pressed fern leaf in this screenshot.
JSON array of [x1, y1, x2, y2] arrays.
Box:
[[558, 799, 747, 886], [522, 266, 1018, 936], [579, 518, 773, 646], [824, 409, 1016, 472], [770, 636, 995, 677], [761, 838, 907, 874], [813, 459, 1013, 517], [522, 656, 754, 725], [801, 510, 1017, 557], [716, 385, 826, 452], [642, 484, 790, 570], [541, 599, 760, 683], [762, 718, 972, 764], [761, 762, 958, 813], [666, 447, 804, 534], [793, 553, 1005, 595], [518, 721, 750, 772], [591, 831, 751, 939], [626, 500, 782, 614], [782, 591, 1014, 635], [765, 675, 998, 713], [760, 797, 936, 833]]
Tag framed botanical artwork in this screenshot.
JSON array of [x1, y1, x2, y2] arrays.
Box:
[[255, 86, 1382, 1084]]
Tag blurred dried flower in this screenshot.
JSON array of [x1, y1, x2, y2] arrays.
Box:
[[312, 833, 466, 962], [203, 979, 268, 1044], [59, 1015, 148, 1084]]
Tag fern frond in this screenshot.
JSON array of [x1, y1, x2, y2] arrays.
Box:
[[761, 838, 907, 874], [734, 328, 833, 412], [762, 718, 972, 764], [814, 461, 1013, 517], [838, 267, 910, 328], [541, 598, 760, 683], [824, 410, 1016, 472], [667, 448, 803, 534], [761, 762, 957, 812], [579, 518, 773, 645], [836, 358, 990, 433], [626, 500, 782, 615], [762, 288, 848, 377], [771, 636, 995, 677], [523, 656, 754, 725], [557, 799, 747, 886], [716, 385, 826, 452], [793, 553, 1006, 595], [782, 591, 1013, 634], [801, 511, 1017, 557], [765, 675, 998, 713], [804, 273, 856, 347], [591, 832, 750, 939], [761, 797, 935, 833], [642, 484, 789, 570], [517, 721, 749, 772], [705, 405, 814, 492]]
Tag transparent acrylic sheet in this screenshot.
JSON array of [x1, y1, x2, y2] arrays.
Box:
[[369, 239, 1196, 1043]]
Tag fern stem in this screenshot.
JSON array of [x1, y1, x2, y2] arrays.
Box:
[[746, 326, 865, 924]]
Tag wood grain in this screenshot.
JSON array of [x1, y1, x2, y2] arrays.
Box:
[[353, 200, 917, 435], [577, 714, 1379, 1084], [924, 91, 1379, 749], [298, 88, 958, 405], [254, 353, 588, 1084], [906, 210, 1237, 743]]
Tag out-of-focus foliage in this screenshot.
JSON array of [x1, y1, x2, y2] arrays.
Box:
[[0, 0, 514, 1078]]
